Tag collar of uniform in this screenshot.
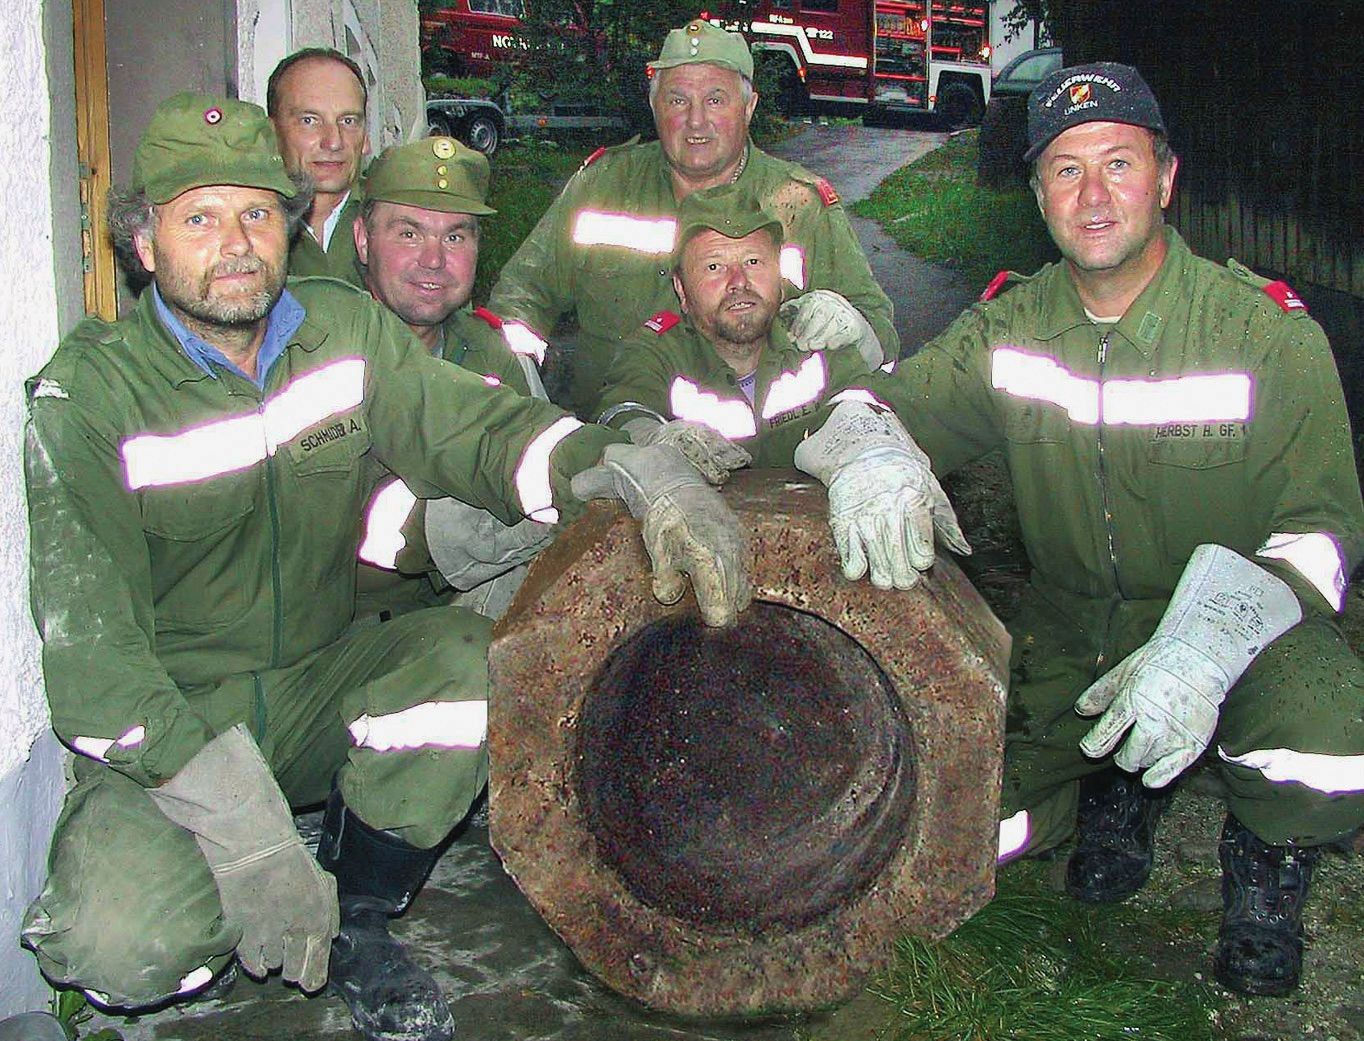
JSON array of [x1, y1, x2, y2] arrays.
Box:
[[311, 189, 353, 250], [152, 284, 305, 388]]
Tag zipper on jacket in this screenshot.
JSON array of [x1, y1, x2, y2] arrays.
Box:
[[261, 400, 284, 669], [1093, 331, 1125, 673]]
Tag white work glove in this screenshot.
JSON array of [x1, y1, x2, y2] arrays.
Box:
[[780, 289, 884, 370], [425, 497, 557, 591], [622, 416, 752, 485], [571, 442, 752, 626], [1075, 544, 1303, 789], [147, 725, 339, 992], [794, 400, 969, 589]]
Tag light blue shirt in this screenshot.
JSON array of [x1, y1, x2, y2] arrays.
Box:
[[153, 285, 306, 390]]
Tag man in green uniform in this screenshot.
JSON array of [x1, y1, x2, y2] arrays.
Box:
[[595, 189, 873, 471], [488, 18, 897, 418], [351, 135, 555, 622], [789, 63, 1364, 995], [270, 48, 368, 283], [20, 94, 750, 1041]]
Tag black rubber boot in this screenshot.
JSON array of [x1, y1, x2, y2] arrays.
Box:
[[1064, 768, 1171, 903], [317, 789, 455, 1041], [1214, 813, 1319, 996]]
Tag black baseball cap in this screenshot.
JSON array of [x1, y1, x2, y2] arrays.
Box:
[[1025, 62, 1165, 162]]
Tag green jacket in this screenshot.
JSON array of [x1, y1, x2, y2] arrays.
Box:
[[596, 312, 872, 468], [865, 228, 1363, 633], [488, 139, 897, 415], [288, 192, 364, 285], [25, 279, 619, 787]]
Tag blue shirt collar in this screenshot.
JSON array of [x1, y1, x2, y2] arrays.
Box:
[[152, 285, 306, 389]]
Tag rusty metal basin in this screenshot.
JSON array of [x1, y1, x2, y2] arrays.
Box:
[[488, 469, 1009, 1018]]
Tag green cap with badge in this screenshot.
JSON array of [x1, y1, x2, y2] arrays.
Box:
[[672, 184, 783, 267], [649, 18, 754, 80], [362, 136, 497, 216], [132, 92, 297, 204]]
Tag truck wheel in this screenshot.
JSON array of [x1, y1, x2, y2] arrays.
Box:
[[462, 113, 501, 157], [938, 82, 983, 129], [426, 113, 454, 138]]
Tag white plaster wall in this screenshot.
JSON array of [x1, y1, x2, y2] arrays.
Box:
[[0, 0, 80, 1015]]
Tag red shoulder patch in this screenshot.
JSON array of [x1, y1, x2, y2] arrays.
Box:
[[580, 146, 608, 171], [815, 177, 840, 206], [980, 270, 1011, 302], [1262, 280, 1308, 314], [644, 310, 681, 334], [472, 306, 504, 329]]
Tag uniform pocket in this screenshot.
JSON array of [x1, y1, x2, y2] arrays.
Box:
[[1146, 422, 1248, 469]]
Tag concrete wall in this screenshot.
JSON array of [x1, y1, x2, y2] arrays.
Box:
[[0, 0, 85, 1015]]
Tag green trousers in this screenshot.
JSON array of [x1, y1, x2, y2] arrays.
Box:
[[22, 605, 491, 1008], [1002, 584, 1364, 857]]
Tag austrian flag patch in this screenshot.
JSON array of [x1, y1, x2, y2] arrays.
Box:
[[644, 310, 680, 334], [1262, 280, 1307, 313]]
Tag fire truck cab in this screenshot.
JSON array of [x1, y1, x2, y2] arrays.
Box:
[[421, 0, 525, 78], [730, 0, 993, 126]]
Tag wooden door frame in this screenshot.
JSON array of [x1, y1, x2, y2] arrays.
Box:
[[73, 0, 116, 320]]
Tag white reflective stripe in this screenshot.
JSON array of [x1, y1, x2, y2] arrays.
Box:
[[879, 359, 897, 374], [358, 478, 419, 570], [750, 21, 869, 68], [1257, 531, 1347, 612], [177, 965, 215, 995], [501, 320, 548, 366], [761, 353, 827, 420], [670, 377, 758, 440], [483, 374, 502, 387], [831, 387, 892, 411], [1219, 745, 1364, 794], [990, 348, 1252, 426], [515, 416, 583, 524], [997, 810, 1031, 862], [349, 700, 488, 751], [571, 210, 677, 255], [779, 244, 806, 289], [71, 726, 146, 763], [122, 358, 366, 489], [33, 378, 68, 400]]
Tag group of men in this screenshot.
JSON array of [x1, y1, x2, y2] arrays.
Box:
[[16, 16, 1364, 1041]]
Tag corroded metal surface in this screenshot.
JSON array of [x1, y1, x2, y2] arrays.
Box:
[[488, 469, 1009, 1018]]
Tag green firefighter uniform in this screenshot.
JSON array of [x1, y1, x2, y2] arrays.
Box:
[[487, 139, 898, 418], [21, 279, 619, 1005], [596, 310, 872, 467], [863, 228, 1364, 856], [288, 190, 364, 285], [354, 305, 538, 620]]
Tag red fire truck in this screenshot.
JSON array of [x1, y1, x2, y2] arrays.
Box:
[[421, 0, 526, 78]]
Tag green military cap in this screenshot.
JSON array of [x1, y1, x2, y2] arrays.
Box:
[[132, 93, 296, 204], [649, 18, 754, 81], [362, 136, 497, 216], [672, 184, 783, 267]]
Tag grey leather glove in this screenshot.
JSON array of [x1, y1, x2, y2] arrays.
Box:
[[780, 289, 884, 369], [425, 496, 557, 591], [147, 725, 338, 992], [622, 416, 752, 485], [571, 442, 752, 626]]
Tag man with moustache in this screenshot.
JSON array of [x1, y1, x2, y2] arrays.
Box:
[[20, 94, 749, 1041], [269, 47, 370, 283], [787, 63, 1364, 996], [489, 18, 896, 417]]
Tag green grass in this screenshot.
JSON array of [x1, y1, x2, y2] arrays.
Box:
[[854, 130, 1059, 292], [868, 862, 1221, 1041]]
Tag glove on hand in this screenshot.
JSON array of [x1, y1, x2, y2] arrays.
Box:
[[147, 725, 338, 992], [425, 496, 557, 591], [622, 417, 752, 485], [1076, 544, 1302, 789], [571, 442, 752, 626], [794, 401, 969, 588], [780, 289, 884, 369]]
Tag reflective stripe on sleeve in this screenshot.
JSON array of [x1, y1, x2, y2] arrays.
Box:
[[501, 321, 548, 366], [71, 725, 147, 763], [779, 245, 806, 289], [122, 358, 366, 489], [515, 416, 583, 524], [669, 377, 758, 439], [177, 966, 215, 995], [357, 478, 419, 570], [1256, 531, 1347, 612], [990, 348, 1252, 426], [349, 700, 488, 751], [997, 809, 1031, 862], [1219, 745, 1364, 794], [571, 211, 676, 255], [761, 353, 827, 421]]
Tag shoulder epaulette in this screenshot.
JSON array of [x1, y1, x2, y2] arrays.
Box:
[[980, 269, 1026, 302], [576, 135, 642, 174], [1226, 258, 1309, 316], [472, 306, 504, 329], [644, 310, 681, 335], [815, 177, 840, 207], [580, 146, 608, 170]]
